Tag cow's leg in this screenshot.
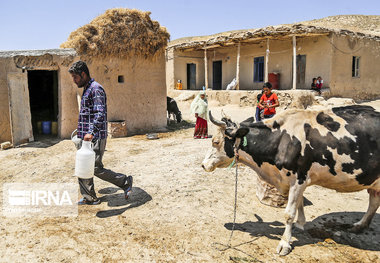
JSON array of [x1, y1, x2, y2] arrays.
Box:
[[351, 189, 380, 233], [277, 182, 306, 256], [295, 197, 306, 230]]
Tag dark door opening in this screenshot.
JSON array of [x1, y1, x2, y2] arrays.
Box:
[[213, 61, 222, 90], [27, 70, 58, 138], [296, 55, 306, 89], [187, 63, 196, 90]]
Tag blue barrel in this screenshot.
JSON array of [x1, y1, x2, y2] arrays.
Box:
[[42, 121, 51, 135]]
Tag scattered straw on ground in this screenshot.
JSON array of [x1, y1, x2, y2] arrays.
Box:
[[61, 8, 170, 59]]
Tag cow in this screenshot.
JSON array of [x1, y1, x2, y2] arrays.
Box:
[[201, 105, 380, 256], [167, 96, 182, 123]]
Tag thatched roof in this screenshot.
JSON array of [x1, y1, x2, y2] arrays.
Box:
[[169, 15, 380, 50], [0, 49, 76, 58], [61, 8, 170, 59]]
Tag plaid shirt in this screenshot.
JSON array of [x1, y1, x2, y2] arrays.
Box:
[[77, 79, 107, 139]]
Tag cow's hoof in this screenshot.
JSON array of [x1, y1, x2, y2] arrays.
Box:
[[349, 223, 367, 233], [276, 240, 292, 256], [294, 222, 305, 231]]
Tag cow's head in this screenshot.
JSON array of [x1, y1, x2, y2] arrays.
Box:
[[201, 111, 249, 172]]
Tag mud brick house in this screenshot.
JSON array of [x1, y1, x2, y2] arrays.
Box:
[[0, 8, 169, 145], [166, 15, 380, 99]]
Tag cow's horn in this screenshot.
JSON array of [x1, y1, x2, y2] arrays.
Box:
[[209, 111, 226, 129], [221, 109, 226, 118]]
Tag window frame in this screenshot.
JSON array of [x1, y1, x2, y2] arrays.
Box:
[[253, 56, 265, 83], [352, 56, 360, 78], [118, 75, 125, 83]]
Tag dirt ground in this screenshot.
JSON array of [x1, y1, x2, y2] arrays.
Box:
[[1, 99, 380, 263]]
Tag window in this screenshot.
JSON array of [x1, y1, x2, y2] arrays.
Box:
[[352, 56, 360, 78], [118, 75, 124, 83], [254, 56, 264, 82]]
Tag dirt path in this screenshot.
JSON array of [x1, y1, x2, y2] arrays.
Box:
[[1, 101, 379, 262]]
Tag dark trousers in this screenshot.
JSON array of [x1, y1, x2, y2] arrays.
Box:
[[311, 87, 321, 95], [255, 107, 263, 122], [264, 114, 275, 119], [74, 139, 129, 201]]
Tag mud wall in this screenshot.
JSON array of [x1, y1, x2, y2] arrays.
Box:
[[168, 89, 316, 110], [82, 54, 167, 135], [168, 35, 332, 91], [0, 50, 167, 144], [330, 34, 380, 100], [166, 48, 176, 91], [0, 57, 14, 143], [168, 49, 205, 90], [0, 52, 83, 143], [58, 57, 80, 139]]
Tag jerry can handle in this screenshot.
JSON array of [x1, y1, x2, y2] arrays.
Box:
[[71, 129, 78, 140]]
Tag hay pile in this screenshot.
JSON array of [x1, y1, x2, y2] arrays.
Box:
[[60, 8, 170, 59]]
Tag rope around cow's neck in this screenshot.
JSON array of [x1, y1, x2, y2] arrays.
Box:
[[228, 136, 247, 169]]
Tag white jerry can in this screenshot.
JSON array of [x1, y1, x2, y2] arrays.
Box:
[[75, 141, 95, 179]]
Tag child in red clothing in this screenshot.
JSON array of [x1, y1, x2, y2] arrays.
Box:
[[316, 76, 323, 89], [311, 77, 321, 95], [258, 82, 279, 119]]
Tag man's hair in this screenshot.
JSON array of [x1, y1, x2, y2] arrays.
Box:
[[68, 60, 90, 77], [263, 82, 272, 89]]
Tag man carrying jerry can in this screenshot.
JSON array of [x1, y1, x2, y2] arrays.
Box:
[[69, 61, 133, 205]]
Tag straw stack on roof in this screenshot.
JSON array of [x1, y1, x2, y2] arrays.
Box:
[[61, 8, 170, 59]]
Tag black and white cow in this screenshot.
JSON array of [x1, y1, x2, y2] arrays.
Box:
[[202, 105, 380, 256], [167, 96, 182, 123]]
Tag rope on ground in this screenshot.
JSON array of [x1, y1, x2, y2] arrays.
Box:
[[212, 157, 238, 250], [211, 156, 262, 261]]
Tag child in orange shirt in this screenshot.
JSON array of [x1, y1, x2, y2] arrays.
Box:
[[258, 82, 279, 119]]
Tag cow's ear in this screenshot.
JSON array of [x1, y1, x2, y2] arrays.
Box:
[[235, 127, 249, 138]]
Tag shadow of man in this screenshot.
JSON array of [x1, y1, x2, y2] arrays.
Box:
[[96, 186, 152, 218]]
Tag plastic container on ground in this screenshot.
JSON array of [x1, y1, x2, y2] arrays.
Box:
[[51, 121, 58, 135], [42, 121, 51, 134], [37, 121, 42, 134]]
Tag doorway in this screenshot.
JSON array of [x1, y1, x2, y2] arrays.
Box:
[[213, 61, 222, 90], [296, 55, 306, 89], [27, 70, 58, 138], [187, 63, 196, 90]]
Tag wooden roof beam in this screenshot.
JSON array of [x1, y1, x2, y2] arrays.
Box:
[[179, 32, 330, 51]]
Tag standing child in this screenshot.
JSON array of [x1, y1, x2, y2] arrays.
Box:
[[258, 82, 279, 119]]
